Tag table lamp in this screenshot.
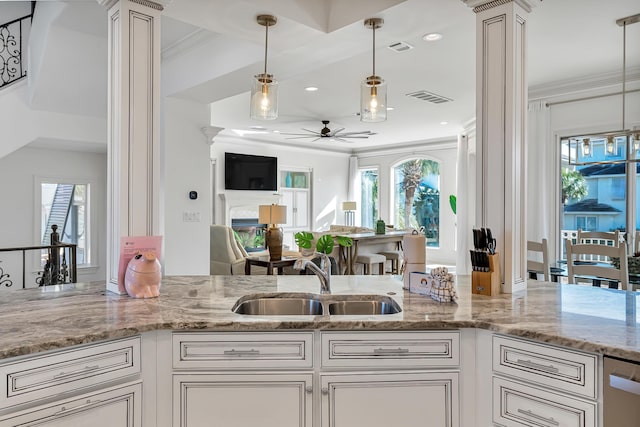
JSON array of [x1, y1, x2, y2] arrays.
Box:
[[259, 204, 287, 260], [342, 201, 357, 226]]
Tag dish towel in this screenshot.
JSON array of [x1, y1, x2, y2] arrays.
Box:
[[429, 267, 458, 303]]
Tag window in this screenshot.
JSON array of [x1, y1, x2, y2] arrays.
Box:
[[359, 168, 379, 229], [576, 216, 597, 231], [611, 177, 625, 200], [41, 183, 89, 265], [392, 159, 440, 247]]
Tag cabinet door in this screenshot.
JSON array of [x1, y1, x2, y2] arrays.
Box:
[[174, 373, 313, 427], [281, 189, 295, 228], [293, 190, 309, 228], [321, 372, 459, 427], [0, 382, 141, 427]]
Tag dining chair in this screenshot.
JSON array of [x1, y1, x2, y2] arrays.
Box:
[[576, 229, 621, 263], [527, 239, 550, 281], [565, 238, 630, 291]]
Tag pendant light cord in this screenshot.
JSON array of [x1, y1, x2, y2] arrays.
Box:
[[622, 21, 626, 131], [372, 24, 376, 76], [264, 22, 269, 75]]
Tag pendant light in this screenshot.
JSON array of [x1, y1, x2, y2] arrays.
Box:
[[250, 15, 278, 120], [360, 18, 387, 122], [569, 13, 639, 166]]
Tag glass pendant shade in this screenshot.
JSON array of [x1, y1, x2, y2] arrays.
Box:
[[606, 136, 615, 154], [250, 73, 278, 120], [360, 75, 387, 122], [581, 138, 592, 157]]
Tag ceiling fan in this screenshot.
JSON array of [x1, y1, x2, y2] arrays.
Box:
[[281, 120, 376, 143]]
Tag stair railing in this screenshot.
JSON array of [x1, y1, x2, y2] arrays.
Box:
[[1, 13, 32, 89]]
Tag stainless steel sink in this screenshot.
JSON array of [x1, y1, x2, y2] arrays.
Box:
[[327, 295, 402, 315], [232, 294, 324, 315], [232, 293, 401, 316]]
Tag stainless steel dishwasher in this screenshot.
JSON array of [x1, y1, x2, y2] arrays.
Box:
[[604, 356, 640, 426]]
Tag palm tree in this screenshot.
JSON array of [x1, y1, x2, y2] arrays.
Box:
[[399, 159, 440, 228], [561, 168, 588, 233]]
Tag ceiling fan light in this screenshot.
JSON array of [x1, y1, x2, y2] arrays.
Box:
[[251, 73, 278, 120], [361, 75, 387, 122]]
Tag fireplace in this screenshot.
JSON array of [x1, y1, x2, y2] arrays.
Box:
[[231, 218, 266, 252]]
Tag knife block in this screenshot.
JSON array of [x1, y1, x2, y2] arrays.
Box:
[[472, 253, 501, 296]]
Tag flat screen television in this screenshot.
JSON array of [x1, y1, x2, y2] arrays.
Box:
[[224, 152, 278, 191]]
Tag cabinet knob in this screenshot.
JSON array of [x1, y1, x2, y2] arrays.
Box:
[[321, 387, 329, 395], [305, 386, 313, 394]]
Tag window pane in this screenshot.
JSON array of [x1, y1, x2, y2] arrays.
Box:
[[393, 159, 440, 247], [41, 183, 89, 265], [359, 168, 378, 228]]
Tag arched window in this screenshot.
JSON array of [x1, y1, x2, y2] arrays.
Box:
[[392, 158, 441, 247]]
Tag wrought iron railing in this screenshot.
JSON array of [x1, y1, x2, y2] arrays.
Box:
[[0, 225, 77, 289], [0, 13, 32, 89]]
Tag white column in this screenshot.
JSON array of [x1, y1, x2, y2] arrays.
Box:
[[469, 0, 535, 293], [456, 134, 471, 275], [100, 0, 163, 294]]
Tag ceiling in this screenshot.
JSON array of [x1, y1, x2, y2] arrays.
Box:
[[21, 0, 640, 152]]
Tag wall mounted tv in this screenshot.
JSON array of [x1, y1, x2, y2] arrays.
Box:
[[224, 152, 278, 191]]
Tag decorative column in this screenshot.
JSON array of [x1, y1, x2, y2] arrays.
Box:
[[467, 0, 537, 293], [100, 0, 163, 294]]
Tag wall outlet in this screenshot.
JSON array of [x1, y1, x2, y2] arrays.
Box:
[[182, 212, 201, 222]]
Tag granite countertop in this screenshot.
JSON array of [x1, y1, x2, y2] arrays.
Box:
[[0, 275, 638, 362]]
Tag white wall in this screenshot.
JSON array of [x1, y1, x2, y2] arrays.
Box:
[[210, 136, 351, 231], [357, 140, 459, 266], [0, 146, 107, 286], [162, 98, 212, 275]]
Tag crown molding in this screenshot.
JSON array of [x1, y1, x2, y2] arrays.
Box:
[[529, 66, 640, 101], [353, 136, 458, 158], [162, 29, 218, 61], [461, 0, 542, 13]]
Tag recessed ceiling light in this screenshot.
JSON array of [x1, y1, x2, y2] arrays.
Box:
[[423, 33, 443, 42], [440, 121, 448, 125], [386, 107, 394, 111], [305, 86, 319, 92], [272, 130, 280, 133]]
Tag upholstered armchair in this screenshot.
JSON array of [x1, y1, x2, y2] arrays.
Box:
[[210, 225, 248, 275]]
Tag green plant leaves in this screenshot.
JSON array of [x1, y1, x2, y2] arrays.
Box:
[[294, 231, 314, 249], [449, 194, 457, 215], [316, 234, 335, 254]]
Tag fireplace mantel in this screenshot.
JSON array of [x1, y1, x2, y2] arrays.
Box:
[[219, 192, 282, 226]]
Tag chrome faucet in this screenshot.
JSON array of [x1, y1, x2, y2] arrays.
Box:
[[294, 253, 331, 294]]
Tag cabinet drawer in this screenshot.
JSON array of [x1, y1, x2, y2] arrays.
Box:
[[0, 381, 141, 427], [321, 331, 459, 369], [172, 332, 314, 369], [493, 377, 596, 427], [493, 335, 597, 398], [0, 336, 140, 408]]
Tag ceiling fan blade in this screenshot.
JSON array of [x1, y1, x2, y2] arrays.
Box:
[[300, 128, 321, 134], [285, 135, 318, 139], [337, 135, 371, 139], [333, 137, 355, 143], [329, 127, 345, 136], [336, 131, 375, 136]]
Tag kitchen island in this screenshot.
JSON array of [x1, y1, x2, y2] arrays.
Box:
[[0, 275, 637, 427], [1, 275, 638, 362]]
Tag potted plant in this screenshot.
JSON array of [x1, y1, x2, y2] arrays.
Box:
[[294, 232, 353, 274]]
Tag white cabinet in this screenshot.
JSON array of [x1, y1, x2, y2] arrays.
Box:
[[170, 332, 314, 427], [490, 334, 600, 427], [321, 372, 458, 427], [173, 373, 313, 427], [0, 381, 141, 427], [281, 188, 310, 229], [320, 331, 460, 427]]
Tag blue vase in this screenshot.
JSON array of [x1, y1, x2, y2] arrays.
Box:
[[285, 172, 292, 187]]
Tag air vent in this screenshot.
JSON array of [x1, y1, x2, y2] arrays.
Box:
[[387, 41, 414, 52], [405, 90, 453, 104]]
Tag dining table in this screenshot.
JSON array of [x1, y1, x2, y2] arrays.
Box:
[[529, 260, 640, 290], [338, 230, 409, 275]]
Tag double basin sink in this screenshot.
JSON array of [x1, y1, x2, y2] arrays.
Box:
[[232, 292, 402, 316]]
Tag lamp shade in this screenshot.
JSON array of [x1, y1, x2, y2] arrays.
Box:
[[259, 204, 286, 225], [250, 73, 278, 120], [342, 201, 357, 211]]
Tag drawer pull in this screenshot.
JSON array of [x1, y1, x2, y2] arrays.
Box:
[[54, 399, 103, 417], [610, 373, 640, 396], [52, 364, 101, 380], [223, 349, 260, 357], [517, 408, 559, 426], [515, 358, 560, 373], [373, 347, 410, 355]]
